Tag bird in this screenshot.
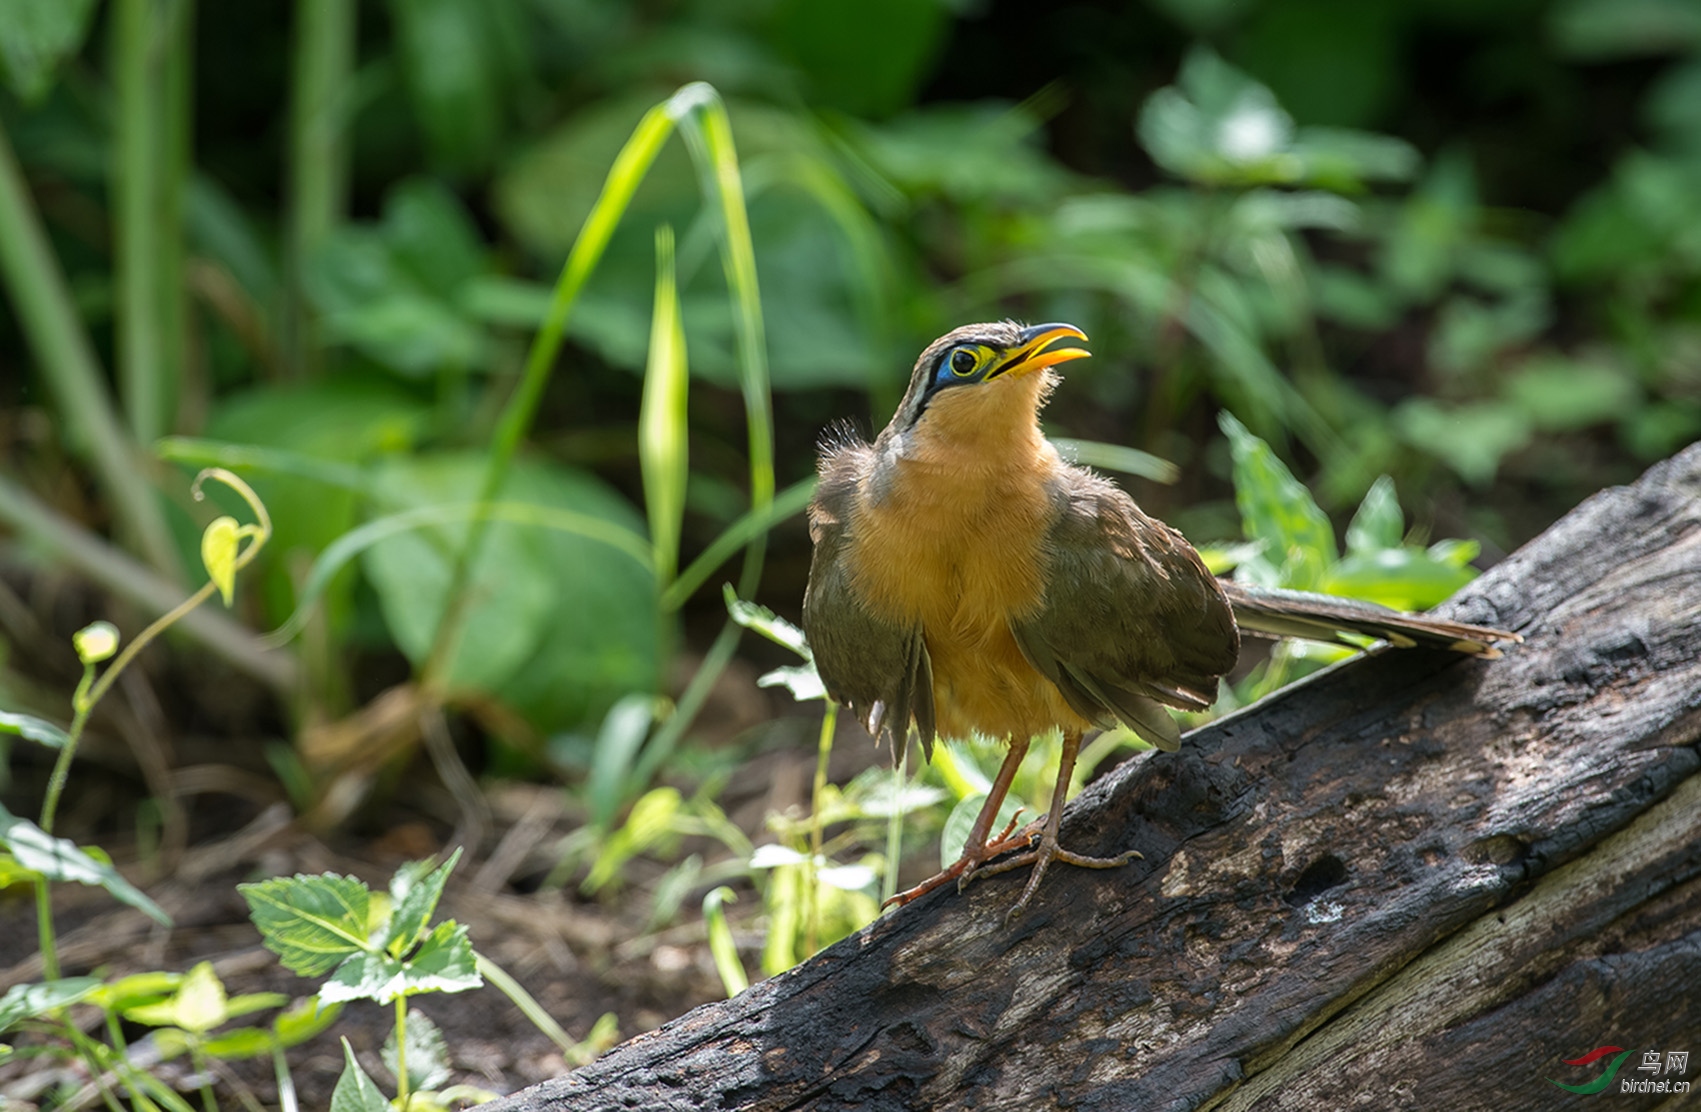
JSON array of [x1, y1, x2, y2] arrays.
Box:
[[801, 321, 1518, 919]]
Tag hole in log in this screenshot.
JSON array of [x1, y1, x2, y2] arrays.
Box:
[[1284, 855, 1349, 906], [1463, 833, 1528, 867]]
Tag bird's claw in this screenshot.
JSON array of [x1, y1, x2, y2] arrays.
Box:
[[881, 809, 1033, 910], [964, 835, 1143, 925]]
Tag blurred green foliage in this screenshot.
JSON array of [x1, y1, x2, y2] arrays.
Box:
[[1, 0, 1698, 848]]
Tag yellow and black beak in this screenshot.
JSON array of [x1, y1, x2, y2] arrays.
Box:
[[986, 322, 1091, 381]]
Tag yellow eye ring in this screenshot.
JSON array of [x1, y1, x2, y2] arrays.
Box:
[[949, 348, 979, 377]]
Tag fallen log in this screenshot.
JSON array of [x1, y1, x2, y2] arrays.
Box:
[[491, 444, 1701, 1112]]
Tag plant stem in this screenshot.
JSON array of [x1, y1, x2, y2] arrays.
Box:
[[393, 998, 409, 1106], [0, 121, 179, 575], [804, 701, 836, 958], [36, 876, 60, 980], [39, 671, 95, 836], [112, 0, 167, 444], [883, 737, 907, 905], [286, 0, 356, 379], [0, 472, 297, 691]]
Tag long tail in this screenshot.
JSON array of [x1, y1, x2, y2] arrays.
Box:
[[1219, 581, 1521, 658]]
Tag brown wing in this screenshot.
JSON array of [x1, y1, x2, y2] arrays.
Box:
[[1011, 469, 1239, 751], [801, 441, 937, 761]]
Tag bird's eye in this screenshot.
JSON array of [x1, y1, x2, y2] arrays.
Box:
[[950, 348, 978, 377]]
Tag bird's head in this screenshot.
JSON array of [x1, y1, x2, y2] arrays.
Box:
[[884, 321, 1091, 441]]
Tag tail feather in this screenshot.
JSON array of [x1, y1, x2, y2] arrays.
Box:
[[1220, 581, 1520, 658]]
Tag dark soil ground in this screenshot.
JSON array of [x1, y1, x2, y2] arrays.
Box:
[[0, 607, 881, 1108]]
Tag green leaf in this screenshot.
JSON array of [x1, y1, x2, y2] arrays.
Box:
[[197, 1027, 275, 1060], [1345, 476, 1403, 555], [1321, 550, 1478, 612], [321, 922, 480, 1005], [359, 453, 658, 733], [1394, 398, 1532, 487], [0, 804, 170, 925], [1502, 356, 1641, 432], [86, 971, 181, 1014], [757, 663, 825, 702], [640, 225, 690, 585], [702, 887, 748, 997], [584, 787, 682, 894], [1137, 47, 1415, 191], [1427, 538, 1481, 569], [383, 848, 462, 955], [274, 996, 343, 1048], [1219, 412, 1337, 588], [939, 793, 1022, 871], [125, 962, 228, 1033], [239, 872, 372, 977], [586, 695, 659, 831], [0, 0, 96, 102], [201, 516, 240, 607], [331, 1038, 390, 1112], [0, 977, 102, 1033], [724, 586, 810, 659], [383, 1007, 451, 1091], [1049, 438, 1180, 484], [0, 709, 70, 749]]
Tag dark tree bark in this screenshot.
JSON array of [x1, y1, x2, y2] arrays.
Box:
[[490, 445, 1701, 1112]]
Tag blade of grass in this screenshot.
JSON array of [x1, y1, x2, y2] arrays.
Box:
[[156, 436, 369, 492], [286, 0, 356, 379], [628, 86, 777, 783], [111, 0, 167, 444], [639, 224, 688, 587], [420, 97, 678, 689], [268, 501, 653, 646], [0, 121, 178, 574], [660, 475, 815, 612]]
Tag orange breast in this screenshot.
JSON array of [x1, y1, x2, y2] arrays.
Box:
[[845, 386, 1094, 741]]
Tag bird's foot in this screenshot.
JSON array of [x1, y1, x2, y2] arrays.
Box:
[[966, 830, 1142, 925], [881, 811, 1032, 910]]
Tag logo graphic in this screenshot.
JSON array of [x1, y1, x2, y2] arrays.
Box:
[[1549, 1046, 1632, 1095]]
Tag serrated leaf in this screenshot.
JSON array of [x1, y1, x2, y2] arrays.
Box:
[[0, 709, 70, 749], [201, 516, 241, 606], [399, 921, 481, 996], [0, 803, 170, 925], [274, 996, 342, 1047], [383, 1008, 451, 1091], [1345, 476, 1403, 555], [1220, 412, 1336, 588], [384, 848, 462, 955], [0, 978, 102, 1033], [321, 922, 480, 1004], [239, 873, 372, 977], [331, 1038, 390, 1112]]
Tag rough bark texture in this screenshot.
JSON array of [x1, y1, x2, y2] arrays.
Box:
[[491, 445, 1701, 1112]]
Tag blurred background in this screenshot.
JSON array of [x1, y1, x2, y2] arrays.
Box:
[[2, 0, 1699, 1082]]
